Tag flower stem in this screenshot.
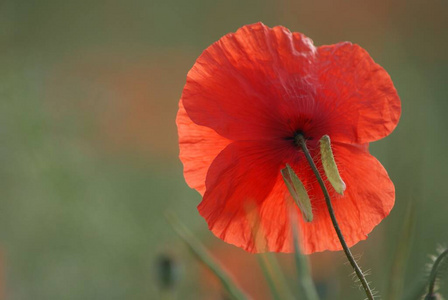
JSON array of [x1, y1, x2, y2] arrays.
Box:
[[425, 248, 448, 299], [296, 135, 375, 300]]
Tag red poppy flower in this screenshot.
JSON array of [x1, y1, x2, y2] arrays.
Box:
[[177, 23, 400, 254]]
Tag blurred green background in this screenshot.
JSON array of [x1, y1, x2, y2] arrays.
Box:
[[1, 0, 448, 299]]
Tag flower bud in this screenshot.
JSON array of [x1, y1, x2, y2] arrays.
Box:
[[155, 254, 179, 291], [424, 293, 442, 300]]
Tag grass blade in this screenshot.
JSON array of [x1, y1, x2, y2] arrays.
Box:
[[387, 202, 415, 300], [291, 210, 320, 300], [401, 278, 426, 300], [245, 203, 295, 300], [165, 212, 248, 300], [256, 254, 285, 300], [256, 252, 296, 300]]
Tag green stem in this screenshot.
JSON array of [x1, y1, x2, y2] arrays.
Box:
[[425, 249, 448, 299], [296, 134, 375, 300]]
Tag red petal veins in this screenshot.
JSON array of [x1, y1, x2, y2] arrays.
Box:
[[182, 22, 318, 141], [316, 43, 401, 144], [176, 101, 231, 195]]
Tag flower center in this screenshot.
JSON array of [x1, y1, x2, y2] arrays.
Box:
[[293, 131, 312, 147]]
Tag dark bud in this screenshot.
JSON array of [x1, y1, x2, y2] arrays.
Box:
[[424, 293, 441, 300], [155, 254, 179, 291]]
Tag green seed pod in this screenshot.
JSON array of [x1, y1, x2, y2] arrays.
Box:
[[319, 135, 346, 195], [281, 164, 313, 222]]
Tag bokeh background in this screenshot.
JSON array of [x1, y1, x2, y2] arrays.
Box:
[[1, 0, 448, 299]]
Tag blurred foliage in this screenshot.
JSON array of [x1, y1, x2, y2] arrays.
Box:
[[1, 0, 448, 299]]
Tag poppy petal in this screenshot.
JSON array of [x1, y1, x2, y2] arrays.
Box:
[[323, 143, 395, 247], [255, 153, 331, 254], [201, 142, 394, 254], [316, 43, 401, 144], [295, 143, 395, 253], [198, 140, 288, 252], [181, 22, 318, 141], [176, 101, 231, 195]]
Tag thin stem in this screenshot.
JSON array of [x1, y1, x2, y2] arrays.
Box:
[[426, 249, 448, 298], [296, 135, 375, 300]]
